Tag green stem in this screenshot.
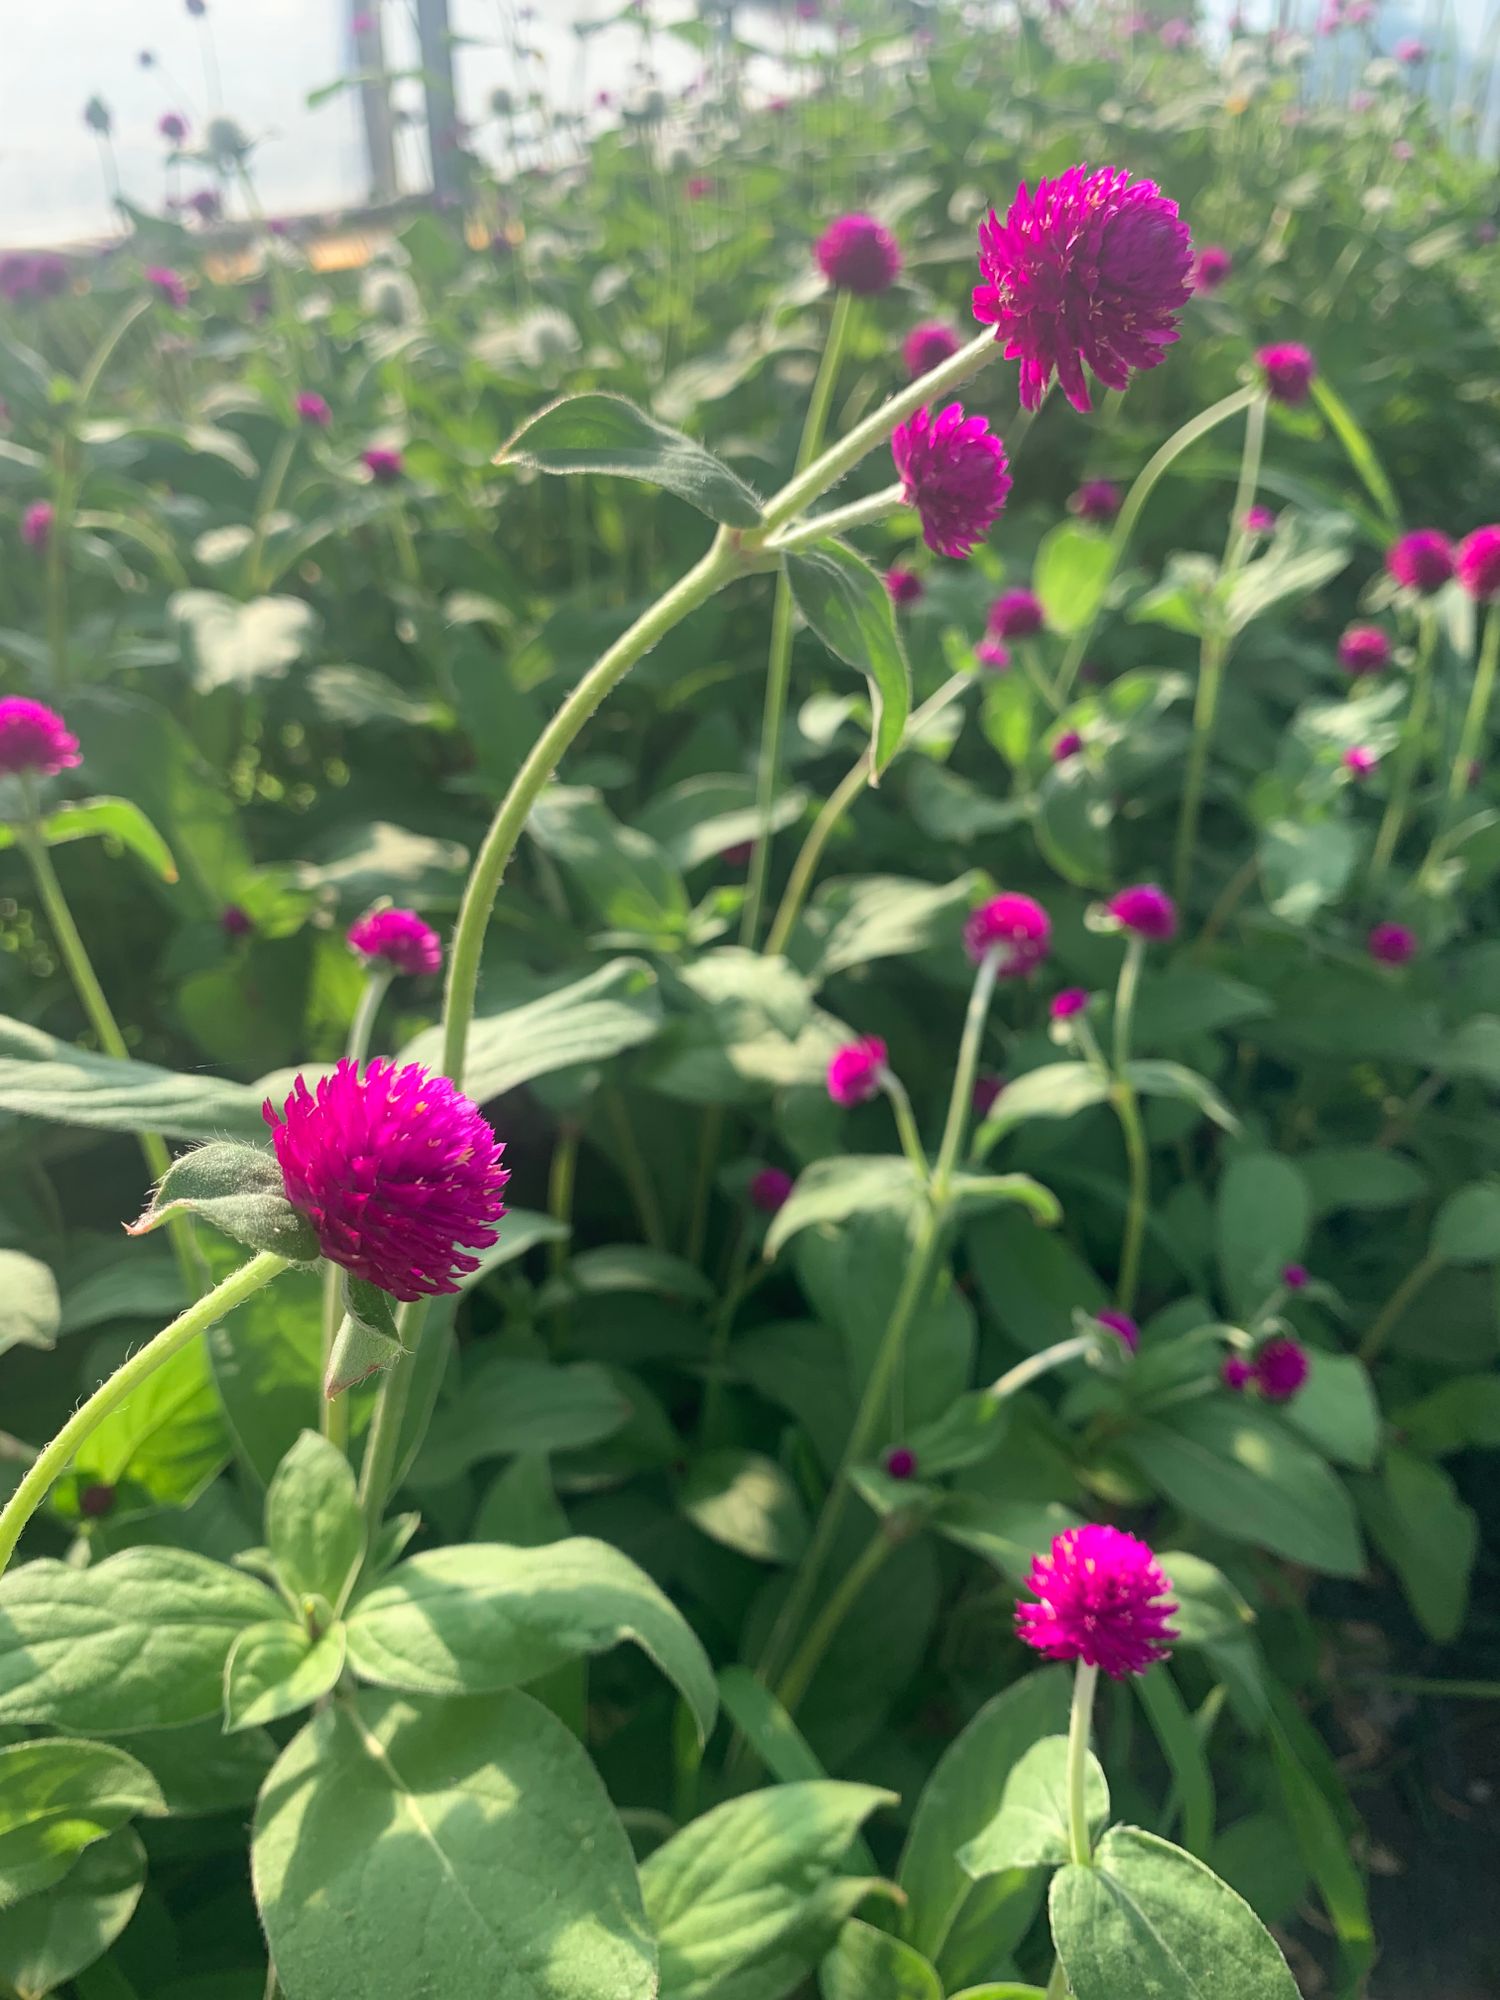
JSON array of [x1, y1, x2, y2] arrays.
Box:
[[389, 504, 421, 589], [246, 430, 297, 596], [764, 671, 970, 955], [355, 1296, 421, 1532], [757, 328, 996, 535], [773, 1528, 894, 1712], [19, 817, 200, 1296], [322, 966, 393, 1450], [768, 481, 905, 552], [1447, 602, 1500, 806], [933, 950, 1003, 1199], [1112, 933, 1145, 1077], [0, 1251, 288, 1576], [1370, 607, 1437, 887], [1019, 640, 1063, 714], [741, 291, 853, 948], [1055, 385, 1258, 702], [1066, 1661, 1100, 1865], [1360, 1250, 1441, 1362], [1114, 1087, 1150, 1316], [881, 1072, 930, 1183], [988, 1332, 1095, 1399], [603, 1087, 668, 1251], [685, 1106, 723, 1269]]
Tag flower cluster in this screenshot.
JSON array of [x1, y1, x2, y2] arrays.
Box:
[[964, 892, 1052, 971], [1222, 1335, 1310, 1402], [890, 404, 1011, 558], [1256, 342, 1316, 405], [1107, 883, 1177, 940], [264, 1058, 508, 1300], [348, 908, 443, 978], [827, 1035, 887, 1107], [0, 697, 81, 779], [1017, 1523, 1178, 1678]]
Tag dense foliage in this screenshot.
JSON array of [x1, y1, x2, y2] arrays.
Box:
[[0, 3, 1498, 1997]]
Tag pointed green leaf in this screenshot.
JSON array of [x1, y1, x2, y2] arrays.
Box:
[[960, 1735, 1108, 1875], [0, 1825, 145, 2000], [127, 1140, 319, 1260], [265, 1430, 366, 1609], [224, 1621, 346, 1731], [0, 1739, 162, 1910], [501, 392, 763, 525], [787, 538, 912, 775]]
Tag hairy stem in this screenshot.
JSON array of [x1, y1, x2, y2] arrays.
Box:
[[933, 949, 1003, 1198], [1066, 1661, 1101, 1865]]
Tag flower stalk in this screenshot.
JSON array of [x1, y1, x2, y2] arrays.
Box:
[[1370, 604, 1437, 887]]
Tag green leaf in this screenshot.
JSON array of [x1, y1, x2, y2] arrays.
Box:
[[820, 1919, 942, 2000], [966, 1207, 1108, 1354], [1267, 1715, 1375, 1992], [680, 1450, 810, 1564], [1124, 1402, 1364, 1577], [1034, 761, 1112, 888], [224, 1621, 346, 1731], [897, 1669, 1069, 1964], [0, 1253, 59, 1358], [973, 1063, 1113, 1156], [0, 1015, 268, 1142], [60, 1336, 228, 1515], [401, 958, 662, 1105], [807, 873, 978, 981], [501, 391, 763, 525], [1135, 1666, 1214, 1858], [0, 1739, 162, 1910], [1299, 1146, 1427, 1218], [1309, 377, 1401, 531], [206, 1263, 323, 1486], [1215, 1153, 1309, 1319], [0, 1825, 145, 2000], [325, 1275, 405, 1396], [170, 589, 320, 694], [787, 539, 912, 775], [1157, 1553, 1253, 1649], [1354, 1448, 1477, 1642], [345, 1538, 717, 1740], [948, 1173, 1063, 1226], [1033, 521, 1114, 635], [1394, 1374, 1500, 1455], [1123, 1060, 1239, 1134], [641, 1781, 894, 2000], [0, 1548, 277, 1731], [127, 1140, 319, 1260], [1431, 1182, 1500, 1264], [253, 1689, 655, 2000], [1050, 1826, 1300, 2000], [960, 1735, 1108, 1875], [937, 1497, 1083, 1584], [265, 1430, 366, 1609], [529, 785, 691, 939], [1258, 818, 1359, 924], [764, 1157, 922, 1259], [23, 797, 177, 882], [1281, 1352, 1380, 1469], [416, 1358, 630, 1484]]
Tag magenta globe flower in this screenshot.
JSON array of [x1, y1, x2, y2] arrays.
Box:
[[187, 188, 222, 224], [295, 391, 332, 428], [1256, 342, 1317, 405], [1096, 1309, 1139, 1353], [1221, 1354, 1254, 1391], [972, 1072, 1006, 1117], [1192, 244, 1232, 293], [362, 446, 404, 483], [264, 1058, 508, 1301], [1253, 1335, 1310, 1402], [902, 320, 961, 379], [975, 638, 1011, 672], [1369, 920, 1417, 965], [1456, 526, 1500, 601], [886, 567, 923, 607], [890, 403, 1012, 559], [964, 891, 1052, 972], [1281, 1263, 1309, 1289], [159, 112, 189, 143], [220, 903, 254, 938], [1386, 529, 1454, 593], [145, 265, 189, 309], [1052, 729, 1084, 763], [1108, 883, 1177, 941], [0, 697, 81, 779], [1051, 987, 1090, 1020], [1343, 745, 1378, 779], [973, 165, 1193, 414], [685, 175, 713, 201], [347, 908, 442, 978], [1017, 1523, 1178, 1678], [749, 1166, 794, 1214], [20, 500, 54, 550], [827, 1035, 887, 1107], [884, 1445, 918, 1480], [1243, 504, 1277, 537], [1070, 479, 1120, 524], [988, 588, 1045, 639], [814, 213, 902, 295], [1338, 625, 1391, 676], [1395, 35, 1426, 61]]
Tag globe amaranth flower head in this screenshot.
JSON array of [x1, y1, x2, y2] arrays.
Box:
[[1369, 920, 1417, 966], [1070, 479, 1120, 524], [903, 320, 961, 380], [1253, 1335, 1310, 1402], [964, 891, 1052, 972], [20, 501, 53, 550], [1192, 244, 1233, 293], [1221, 1354, 1254, 1391], [884, 1445, 918, 1481], [1338, 624, 1391, 676], [1051, 986, 1090, 1020], [146, 265, 190, 309], [1243, 504, 1277, 536], [1343, 745, 1378, 779], [1386, 529, 1454, 593], [362, 446, 405, 483], [749, 1166, 794, 1214], [1096, 1309, 1139, 1353], [295, 391, 332, 428], [975, 638, 1011, 672], [1395, 35, 1427, 61], [264, 1058, 508, 1301], [973, 165, 1193, 414], [1052, 729, 1084, 763], [886, 567, 923, 608], [1256, 342, 1317, 405], [890, 404, 1012, 559], [1282, 1262, 1309, 1289], [159, 112, 189, 144], [1108, 883, 1177, 940], [1017, 1522, 1178, 1678], [0, 697, 81, 778], [815, 213, 902, 295], [1456, 526, 1500, 601], [827, 1035, 887, 1107], [347, 908, 443, 978], [988, 588, 1045, 639], [972, 1072, 1006, 1117]]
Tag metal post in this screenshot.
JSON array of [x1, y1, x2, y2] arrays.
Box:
[[415, 0, 464, 206], [353, 1, 399, 203]]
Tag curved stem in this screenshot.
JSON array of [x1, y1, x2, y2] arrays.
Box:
[[934, 950, 1002, 1199], [246, 431, 297, 596], [1360, 1250, 1440, 1362], [1066, 1661, 1100, 1865], [988, 1333, 1096, 1400], [773, 1527, 894, 1713], [769, 482, 906, 552], [1370, 607, 1437, 888], [765, 671, 970, 955], [0, 1251, 288, 1576], [881, 1072, 930, 1183], [1112, 933, 1145, 1077], [1055, 385, 1258, 702]]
